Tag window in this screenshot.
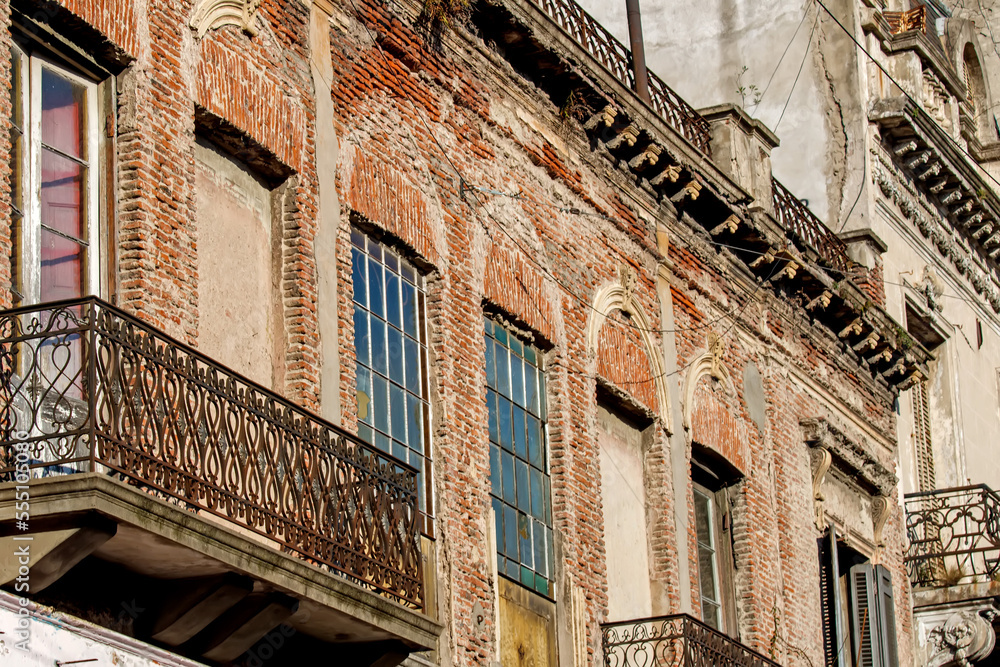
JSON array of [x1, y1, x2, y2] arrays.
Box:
[[905, 304, 946, 492], [9, 41, 102, 307], [485, 317, 552, 596], [350, 228, 432, 521], [692, 457, 737, 634], [820, 527, 899, 667]]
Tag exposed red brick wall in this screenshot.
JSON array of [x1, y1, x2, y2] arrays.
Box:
[[596, 311, 658, 413], [484, 242, 555, 344], [348, 152, 437, 265], [690, 386, 751, 475], [57, 0, 139, 56]]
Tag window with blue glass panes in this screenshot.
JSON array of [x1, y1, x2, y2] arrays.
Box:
[[485, 317, 553, 596], [351, 228, 432, 523]]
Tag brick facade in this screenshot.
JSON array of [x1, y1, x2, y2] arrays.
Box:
[[0, 0, 915, 665]]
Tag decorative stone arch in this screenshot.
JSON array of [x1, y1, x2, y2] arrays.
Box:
[[190, 0, 263, 37], [681, 331, 734, 432], [586, 266, 672, 433]]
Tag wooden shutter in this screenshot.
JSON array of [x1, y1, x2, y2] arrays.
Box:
[[875, 565, 899, 667], [912, 381, 936, 492], [849, 562, 881, 667], [819, 527, 848, 667]]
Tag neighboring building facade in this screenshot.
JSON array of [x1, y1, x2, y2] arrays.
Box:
[[574, 0, 1000, 664], [0, 0, 930, 666]]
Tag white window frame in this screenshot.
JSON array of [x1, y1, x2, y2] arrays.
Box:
[[13, 45, 101, 305]]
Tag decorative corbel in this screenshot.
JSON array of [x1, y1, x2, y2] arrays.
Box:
[[894, 139, 918, 156], [839, 318, 864, 339], [940, 190, 963, 206], [650, 164, 682, 186], [907, 151, 932, 169], [929, 179, 948, 194], [972, 223, 993, 240], [750, 248, 777, 269], [853, 331, 880, 352], [898, 370, 924, 391], [923, 607, 999, 667], [990, 247, 1000, 259], [671, 179, 702, 202], [606, 123, 641, 150], [707, 331, 725, 380], [919, 162, 942, 180], [777, 260, 800, 280], [952, 200, 974, 216], [629, 143, 662, 170], [811, 447, 833, 531], [584, 105, 618, 131], [871, 495, 891, 562], [807, 290, 832, 311], [984, 232, 1000, 248], [866, 348, 893, 365], [962, 212, 984, 228], [710, 215, 740, 236]]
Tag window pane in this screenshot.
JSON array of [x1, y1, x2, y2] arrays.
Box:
[[501, 449, 515, 502], [504, 505, 518, 558], [496, 344, 510, 397], [41, 67, 85, 160], [527, 415, 542, 469], [356, 366, 372, 425], [368, 256, 384, 318], [40, 230, 83, 302], [370, 318, 386, 376], [485, 337, 496, 389], [486, 392, 499, 444], [388, 326, 404, 385], [41, 149, 86, 241], [513, 407, 527, 459], [525, 365, 538, 416], [516, 459, 530, 511], [530, 467, 544, 520], [511, 356, 525, 407], [404, 337, 420, 394], [390, 384, 406, 441], [498, 396, 513, 452], [386, 273, 401, 329], [490, 444, 501, 497], [372, 373, 389, 434], [406, 393, 422, 449], [401, 282, 417, 337], [351, 248, 367, 307], [353, 306, 370, 367]]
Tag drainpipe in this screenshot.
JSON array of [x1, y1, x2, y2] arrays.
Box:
[[626, 0, 650, 103]]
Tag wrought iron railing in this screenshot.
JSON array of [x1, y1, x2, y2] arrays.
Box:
[[530, 0, 712, 154], [0, 298, 423, 608], [602, 614, 781, 667], [905, 484, 1000, 588], [771, 177, 853, 274]]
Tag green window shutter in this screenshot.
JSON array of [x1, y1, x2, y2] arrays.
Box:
[[875, 564, 899, 667], [819, 527, 849, 667], [849, 562, 881, 667]]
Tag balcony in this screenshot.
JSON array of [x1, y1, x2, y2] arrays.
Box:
[[904, 484, 1000, 589], [771, 177, 853, 275], [529, 0, 712, 154], [601, 614, 781, 667], [0, 297, 438, 663]]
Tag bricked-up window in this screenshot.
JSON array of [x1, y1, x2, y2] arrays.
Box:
[[8, 42, 102, 307], [350, 228, 432, 519], [485, 317, 553, 596]]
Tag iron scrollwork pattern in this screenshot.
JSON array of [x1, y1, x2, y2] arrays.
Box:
[[528, 0, 712, 154], [905, 484, 1000, 588], [772, 177, 853, 274], [602, 614, 781, 667], [0, 297, 423, 608]]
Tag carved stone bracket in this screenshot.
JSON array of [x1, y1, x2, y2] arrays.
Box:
[[800, 418, 897, 498], [916, 601, 1000, 667], [811, 446, 833, 530]]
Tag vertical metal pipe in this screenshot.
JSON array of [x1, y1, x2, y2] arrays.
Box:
[[626, 0, 650, 103]]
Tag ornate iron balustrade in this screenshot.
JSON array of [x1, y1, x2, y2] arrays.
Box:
[[602, 614, 781, 667], [771, 177, 853, 274], [905, 484, 1000, 588], [529, 0, 712, 154], [884, 5, 926, 35], [0, 298, 423, 608]]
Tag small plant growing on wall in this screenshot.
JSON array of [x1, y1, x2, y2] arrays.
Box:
[[417, 0, 470, 51], [559, 89, 592, 123], [735, 66, 762, 109]]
